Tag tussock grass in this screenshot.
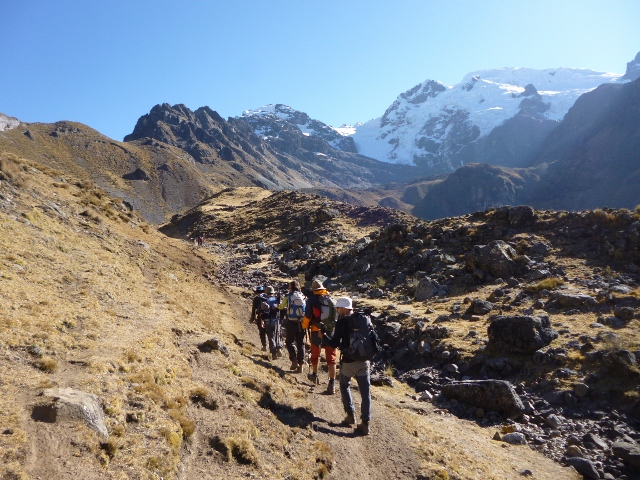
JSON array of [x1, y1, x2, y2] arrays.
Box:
[[0, 155, 27, 187], [169, 410, 195, 439], [36, 357, 57, 373], [314, 441, 334, 478], [160, 427, 182, 450], [526, 277, 565, 293]]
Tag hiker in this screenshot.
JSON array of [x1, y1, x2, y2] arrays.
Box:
[[278, 280, 306, 373], [262, 286, 283, 360], [301, 280, 338, 393], [328, 296, 379, 436], [249, 285, 268, 351]]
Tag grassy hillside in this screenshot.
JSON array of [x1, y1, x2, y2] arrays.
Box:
[[0, 151, 580, 480]]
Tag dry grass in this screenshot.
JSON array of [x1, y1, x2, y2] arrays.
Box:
[[525, 277, 565, 293], [0, 151, 588, 480], [36, 357, 57, 373]]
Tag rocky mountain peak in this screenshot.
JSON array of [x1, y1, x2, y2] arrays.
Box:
[[353, 67, 624, 169], [380, 80, 446, 129], [0, 113, 20, 132], [239, 104, 357, 153], [623, 51, 640, 81]]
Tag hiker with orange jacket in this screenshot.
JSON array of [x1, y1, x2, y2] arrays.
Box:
[[301, 280, 337, 394]]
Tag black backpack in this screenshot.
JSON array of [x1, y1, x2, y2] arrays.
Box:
[[346, 311, 381, 361]]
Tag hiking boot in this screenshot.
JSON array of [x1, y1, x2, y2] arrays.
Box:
[[326, 379, 336, 395], [356, 421, 370, 436], [276, 348, 283, 358], [290, 361, 299, 371], [261, 345, 267, 352], [342, 411, 356, 426], [295, 364, 303, 374], [308, 373, 319, 385], [271, 352, 278, 360]]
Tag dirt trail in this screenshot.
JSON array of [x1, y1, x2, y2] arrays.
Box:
[[178, 286, 579, 480]]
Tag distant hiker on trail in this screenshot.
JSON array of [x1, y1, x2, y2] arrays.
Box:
[[328, 296, 380, 436], [301, 280, 338, 394], [278, 279, 306, 373], [262, 286, 283, 360], [250, 285, 268, 351]]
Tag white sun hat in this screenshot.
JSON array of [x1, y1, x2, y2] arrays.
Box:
[[335, 297, 353, 309]]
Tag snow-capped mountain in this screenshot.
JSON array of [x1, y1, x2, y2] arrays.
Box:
[[240, 104, 357, 153], [351, 68, 624, 168]]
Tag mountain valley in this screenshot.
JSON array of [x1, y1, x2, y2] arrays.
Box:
[[1, 50, 640, 480]]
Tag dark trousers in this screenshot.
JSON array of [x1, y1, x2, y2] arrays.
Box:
[[265, 321, 281, 353], [256, 320, 267, 348], [285, 320, 305, 364]]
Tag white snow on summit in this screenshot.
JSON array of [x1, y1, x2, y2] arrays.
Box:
[[241, 104, 358, 152], [350, 67, 623, 165]]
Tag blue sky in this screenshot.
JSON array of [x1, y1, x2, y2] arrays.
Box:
[[1, 1, 639, 141]]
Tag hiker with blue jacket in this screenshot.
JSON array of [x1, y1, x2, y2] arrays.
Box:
[[278, 280, 306, 373], [328, 296, 379, 436]]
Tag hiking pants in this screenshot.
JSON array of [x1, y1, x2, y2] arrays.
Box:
[[256, 320, 267, 348], [285, 320, 305, 364], [266, 322, 281, 353], [339, 360, 371, 422]]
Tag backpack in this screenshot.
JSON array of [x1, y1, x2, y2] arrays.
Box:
[[287, 291, 306, 322], [346, 312, 381, 361], [261, 295, 280, 327], [318, 294, 337, 332]]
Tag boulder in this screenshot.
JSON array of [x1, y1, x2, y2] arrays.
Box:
[[529, 241, 551, 257], [573, 383, 589, 397], [442, 380, 524, 418], [565, 457, 599, 479], [466, 240, 521, 280], [414, 277, 443, 300], [494, 205, 537, 226], [487, 315, 558, 354], [34, 388, 108, 439], [470, 299, 494, 315], [502, 432, 526, 445], [612, 441, 640, 470], [199, 338, 230, 356], [615, 306, 635, 322], [548, 292, 597, 309]]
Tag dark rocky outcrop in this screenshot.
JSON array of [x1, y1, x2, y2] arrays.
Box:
[[442, 380, 524, 418], [487, 315, 558, 354], [612, 441, 640, 470], [122, 167, 150, 181], [623, 51, 640, 82], [124, 103, 426, 192], [466, 240, 522, 280]]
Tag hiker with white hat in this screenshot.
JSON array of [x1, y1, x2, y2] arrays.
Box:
[[328, 296, 380, 436]]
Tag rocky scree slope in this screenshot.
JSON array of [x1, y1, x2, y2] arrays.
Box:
[[180, 192, 640, 479], [125, 103, 427, 191], [297, 204, 640, 479]]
